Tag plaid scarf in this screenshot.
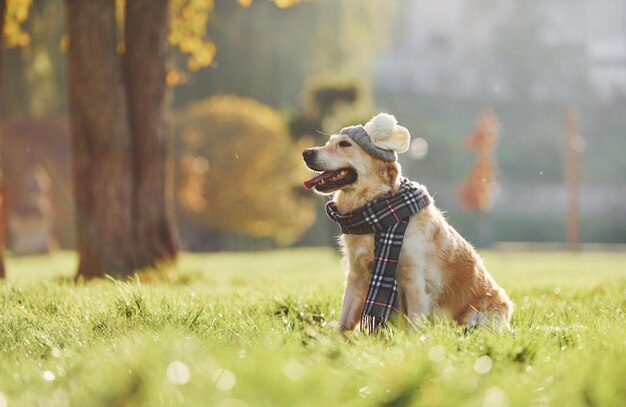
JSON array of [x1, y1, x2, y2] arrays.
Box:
[[325, 177, 432, 332]]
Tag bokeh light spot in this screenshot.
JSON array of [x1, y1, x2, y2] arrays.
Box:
[[213, 368, 236, 391], [167, 360, 191, 385]]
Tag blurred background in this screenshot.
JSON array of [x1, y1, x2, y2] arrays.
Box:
[[1, 0, 625, 257]]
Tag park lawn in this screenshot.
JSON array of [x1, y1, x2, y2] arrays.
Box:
[[1, 249, 625, 407]]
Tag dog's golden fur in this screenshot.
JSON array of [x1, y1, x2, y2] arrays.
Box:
[[304, 133, 513, 330]]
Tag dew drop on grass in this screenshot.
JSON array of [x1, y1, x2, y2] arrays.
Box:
[[283, 360, 305, 382], [51, 347, 61, 358], [167, 361, 191, 385], [428, 345, 446, 363], [473, 355, 493, 374], [213, 368, 236, 391], [484, 386, 507, 407], [359, 386, 372, 398], [43, 370, 56, 381]]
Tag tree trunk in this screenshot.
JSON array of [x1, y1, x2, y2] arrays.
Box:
[[125, 0, 178, 269], [0, 0, 6, 279], [66, 0, 135, 279]]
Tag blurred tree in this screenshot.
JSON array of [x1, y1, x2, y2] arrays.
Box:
[[175, 96, 315, 247], [457, 110, 500, 213], [66, 0, 135, 279], [67, 0, 183, 279], [0, 0, 6, 278], [125, 0, 177, 270]]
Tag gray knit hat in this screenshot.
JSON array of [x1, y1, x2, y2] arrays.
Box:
[[340, 125, 398, 162], [339, 113, 411, 162]]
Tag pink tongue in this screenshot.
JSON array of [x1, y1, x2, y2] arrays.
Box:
[[304, 171, 337, 190]]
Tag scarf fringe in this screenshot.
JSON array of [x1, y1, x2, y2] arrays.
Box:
[[360, 315, 397, 336], [361, 315, 387, 333]]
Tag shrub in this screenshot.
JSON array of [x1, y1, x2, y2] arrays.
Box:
[[175, 95, 315, 246]]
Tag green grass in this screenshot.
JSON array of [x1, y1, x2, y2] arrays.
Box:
[[1, 249, 625, 406]]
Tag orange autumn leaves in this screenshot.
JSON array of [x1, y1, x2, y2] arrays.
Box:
[[3, 0, 33, 48]]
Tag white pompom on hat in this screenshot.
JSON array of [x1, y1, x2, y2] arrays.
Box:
[[340, 113, 411, 162], [364, 113, 411, 153]]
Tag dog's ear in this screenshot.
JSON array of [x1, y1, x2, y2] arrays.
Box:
[[384, 161, 400, 191]]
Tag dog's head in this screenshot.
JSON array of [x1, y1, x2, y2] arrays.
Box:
[[302, 113, 411, 198]]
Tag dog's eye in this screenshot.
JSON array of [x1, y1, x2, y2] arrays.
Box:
[[338, 141, 352, 148]]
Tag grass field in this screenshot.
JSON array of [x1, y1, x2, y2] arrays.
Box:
[[1, 249, 625, 407]]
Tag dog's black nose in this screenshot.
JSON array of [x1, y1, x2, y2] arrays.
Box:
[[302, 149, 316, 160]]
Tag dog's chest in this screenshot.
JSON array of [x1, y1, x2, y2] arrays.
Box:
[[340, 214, 444, 299], [342, 234, 376, 274]]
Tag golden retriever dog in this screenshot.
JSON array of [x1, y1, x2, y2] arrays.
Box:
[[302, 113, 513, 331]]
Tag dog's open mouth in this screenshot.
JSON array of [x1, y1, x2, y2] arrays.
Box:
[[304, 168, 357, 192]]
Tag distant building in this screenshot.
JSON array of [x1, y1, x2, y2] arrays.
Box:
[[375, 0, 626, 102]]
